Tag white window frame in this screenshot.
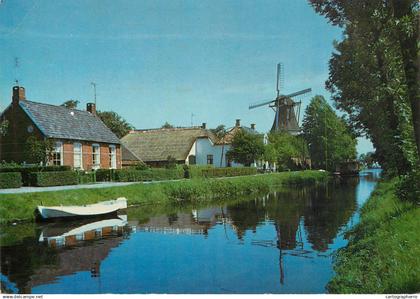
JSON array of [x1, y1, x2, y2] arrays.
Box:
[[52, 141, 63, 166], [92, 144, 101, 170], [73, 142, 83, 169], [109, 145, 117, 169]]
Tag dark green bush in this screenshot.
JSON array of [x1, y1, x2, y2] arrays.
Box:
[[77, 171, 96, 184], [201, 167, 257, 178], [29, 171, 78, 187], [114, 168, 183, 182], [396, 168, 420, 204], [95, 169, 116, 182], [0, 172, 22, 189], [0, 165, 71, 186]]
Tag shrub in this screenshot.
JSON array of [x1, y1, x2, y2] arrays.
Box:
[[395, 167, 420, 204], [0, 165, 71, 186], [0, 172, 22, 189], [114, 168, 183, 182], [201, 167, 257, 178], [29, 171, 78, 187]]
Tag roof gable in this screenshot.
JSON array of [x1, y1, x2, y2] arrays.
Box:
[[19, 100, 120, 144]]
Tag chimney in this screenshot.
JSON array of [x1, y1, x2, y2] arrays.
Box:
[[235, 119, 241, 127], [251, 123, 256, 130], [201, 122, 207, 129], [12, 86, 26, 104], [87, 103, 96, 115]]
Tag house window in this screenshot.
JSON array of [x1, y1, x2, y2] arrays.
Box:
[[188, 155, 196, 165], [92, 144, 100, 169], [109, 145, 116, 169], [52, 141, 63, 166], [207, 154, 213, 165], [73, 143, 83, 169]]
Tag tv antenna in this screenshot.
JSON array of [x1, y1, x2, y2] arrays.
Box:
[[14, 57, 19, 85], [91, 82, 97, 105], [191, 113, 195, 126]]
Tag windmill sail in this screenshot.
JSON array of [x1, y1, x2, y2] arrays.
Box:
[[249, 63, 311, 135]]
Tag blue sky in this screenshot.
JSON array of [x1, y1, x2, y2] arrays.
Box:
[[0, 0, 373, 154]]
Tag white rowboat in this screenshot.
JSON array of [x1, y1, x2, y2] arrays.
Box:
[[37, 197, 127, 220]]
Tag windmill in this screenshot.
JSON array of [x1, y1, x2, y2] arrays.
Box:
[[249, 63, 311, 135]]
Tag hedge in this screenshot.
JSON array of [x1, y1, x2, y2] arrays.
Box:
[[96, 169, 116, 182], [0, 165, 71, 186], [201, 167, 257, 178], [29, 171, 78, 187], [77, 171, 96, 184], [0, 172, 22, 189], [114, 168, 183, 182]]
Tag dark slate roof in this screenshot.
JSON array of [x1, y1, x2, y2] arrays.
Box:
[[19, 100, 121, 144]]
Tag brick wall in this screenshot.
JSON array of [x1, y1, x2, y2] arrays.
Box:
[[0, 102, 44, 163]]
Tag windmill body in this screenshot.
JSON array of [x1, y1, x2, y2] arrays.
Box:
[[249, 63, 311, 135]]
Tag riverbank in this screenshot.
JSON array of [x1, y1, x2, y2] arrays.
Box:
[[0, 170, 327, 224], [327, 179, 420, 294]]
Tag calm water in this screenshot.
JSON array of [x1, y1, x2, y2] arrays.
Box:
[[0, 170, 381, 294]]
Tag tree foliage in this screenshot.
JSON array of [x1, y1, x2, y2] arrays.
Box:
[[266, 131, 310, 170], [97, 111, 134, 138], [358, 152, 378, 169], [0, 120, 9, 137], [302, 96, 357, 171], [61, 100, 79, 109], [309, 0, 419, 176], [161, 122, 174, 129], [24, 136, 53, 165], [226, 130, 264, 166]]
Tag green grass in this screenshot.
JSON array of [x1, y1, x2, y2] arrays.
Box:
[[327, 179, 420, 294], [0, 170, 327, 224]]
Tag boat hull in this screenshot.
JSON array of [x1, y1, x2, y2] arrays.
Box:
[[37, 198, 127, 220]]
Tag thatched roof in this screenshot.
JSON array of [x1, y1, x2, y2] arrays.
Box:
[[121, 127, 217, 162], [121, 144, 142, 162]]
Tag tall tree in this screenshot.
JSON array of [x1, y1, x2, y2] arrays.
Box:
[[302, 96, 357, 171], [211, 124, 228, 167], [97, 111, 134, 138], [61, 100, 79, 109], [161, 122, 174, 129], [308, 0, 419, 175], [226, 130, 264, 166]]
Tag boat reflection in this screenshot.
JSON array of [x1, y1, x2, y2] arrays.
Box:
[[39, 215, 129, 248]]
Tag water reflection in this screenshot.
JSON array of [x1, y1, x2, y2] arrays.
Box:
[[0, 170, 380, 294]]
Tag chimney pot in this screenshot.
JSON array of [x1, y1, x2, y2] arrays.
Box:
[[87, 103, 96, 115], [251, 123, 256, 130], [12, 86, 26, 104], [235, 119, 241, 127], [201, 122, 206, 129]]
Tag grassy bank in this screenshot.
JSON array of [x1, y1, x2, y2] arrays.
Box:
[[328, 179, 420, 294], [0, 170, 327, 224]]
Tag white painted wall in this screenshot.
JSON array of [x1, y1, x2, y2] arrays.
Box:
[[186, 137, 246, 168]]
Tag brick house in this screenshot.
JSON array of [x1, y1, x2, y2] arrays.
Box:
[[0, 86, 122, 170]]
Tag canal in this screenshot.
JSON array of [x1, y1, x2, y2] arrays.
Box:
[[0, 169, 381, 294]]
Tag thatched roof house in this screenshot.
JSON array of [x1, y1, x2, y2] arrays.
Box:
[[121, 125, 218, 167]]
